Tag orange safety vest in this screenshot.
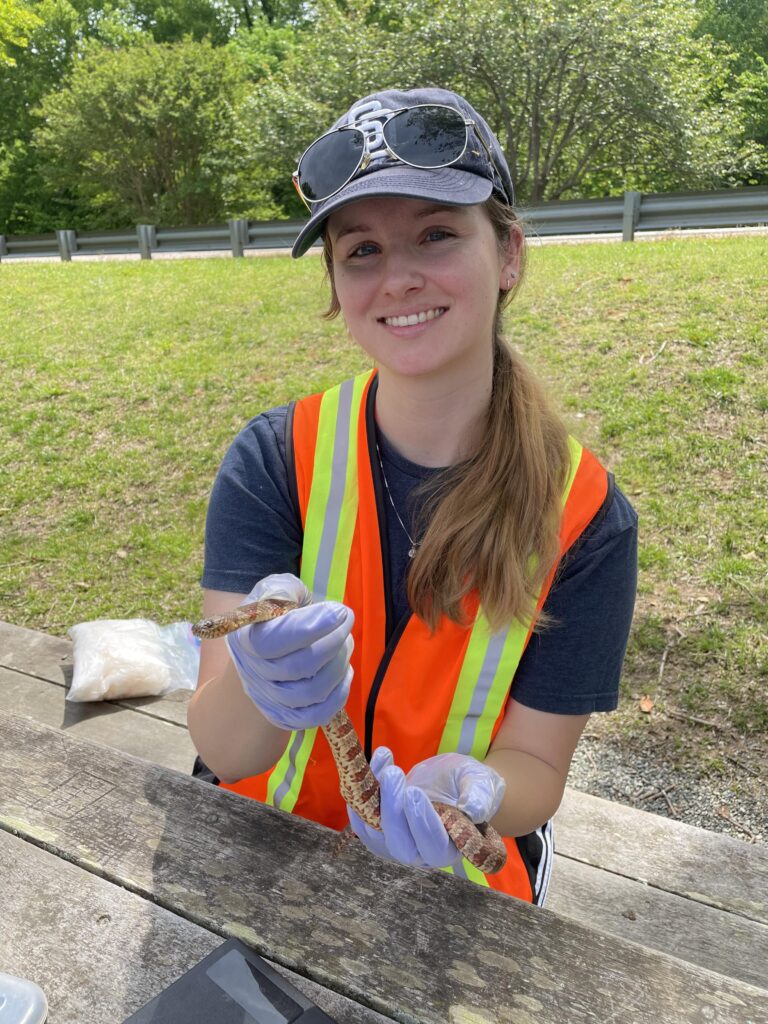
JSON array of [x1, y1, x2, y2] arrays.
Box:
[[223, 370, 609, 902]]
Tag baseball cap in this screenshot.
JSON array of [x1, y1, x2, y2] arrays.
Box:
[[291, 87, 514, 258]]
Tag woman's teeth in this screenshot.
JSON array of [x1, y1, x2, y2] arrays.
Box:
[[383, 308, 446, 327]]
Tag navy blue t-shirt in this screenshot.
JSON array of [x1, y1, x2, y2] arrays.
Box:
[[202, 406, 638, 715]]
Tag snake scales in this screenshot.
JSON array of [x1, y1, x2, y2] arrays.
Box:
[[192, 598, 507, 874]]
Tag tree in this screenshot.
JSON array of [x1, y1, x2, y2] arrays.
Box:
[[239, 0, 750, 209], [232, 0, 402, 216], [86, 0, 309, 43], [696, 0, 768, 72], [0, 0, 157, 232], [0, 0, 311, 230], [398, 0, 747, 201], [0, 0, 41, 64], [32, 37, 253, 226], [695, 0, 768, 184], [227, 16, 297, 82], [0, 0, 89, 231], [3, 0, 762, 232]]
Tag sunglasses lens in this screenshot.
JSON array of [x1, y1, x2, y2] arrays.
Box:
[[384, 106, 467, 168], [297, 129, 364, 202]]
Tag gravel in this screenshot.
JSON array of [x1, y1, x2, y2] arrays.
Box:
[[568, 734, 766, 844]]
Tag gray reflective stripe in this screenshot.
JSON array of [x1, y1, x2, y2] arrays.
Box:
[[455, 627, 509, 755], [272, 731, 306, 808], [312, 377, 355, 601]]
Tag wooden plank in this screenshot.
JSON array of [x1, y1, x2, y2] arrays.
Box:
[[0, 619, 190, 726], [547, 855, 768, 991], [1, 712, 766, 1024], [3, 618, 768, 933], [0, 665, 196, 773], [555, 788, 768, 925], [0, 828, 395, 1024], [5, 639, 766, 990], [0, 619, 72, 679]]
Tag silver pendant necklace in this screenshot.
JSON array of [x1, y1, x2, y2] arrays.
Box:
[[375, 442, 420, 558]]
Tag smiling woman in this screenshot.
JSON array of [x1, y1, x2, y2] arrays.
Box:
[[325, 199, 510, 400], [187, 87, 638, 908]]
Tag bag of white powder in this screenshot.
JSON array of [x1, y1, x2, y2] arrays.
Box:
[[66, 619, 200, 701]]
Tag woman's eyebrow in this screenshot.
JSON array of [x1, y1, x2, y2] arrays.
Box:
[[332, 204, 465, 242], [333, 223, 370, 242], [415, 204, 464, 218]]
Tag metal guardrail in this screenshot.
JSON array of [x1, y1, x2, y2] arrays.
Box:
[[1, 187, 766, 261]]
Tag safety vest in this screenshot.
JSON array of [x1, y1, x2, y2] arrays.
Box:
[[223, 369, 609, 902]]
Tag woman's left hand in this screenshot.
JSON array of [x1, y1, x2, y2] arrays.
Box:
[[347, 748, 506, 869]]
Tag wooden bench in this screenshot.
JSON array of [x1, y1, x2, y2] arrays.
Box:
[[2, 619, 767, 1022], [0, 822, 394, 1024]]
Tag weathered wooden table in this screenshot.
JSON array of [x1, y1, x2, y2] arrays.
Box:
[[2, 620, 767, 1024]]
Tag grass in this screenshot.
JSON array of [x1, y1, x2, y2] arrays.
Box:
[[1, 236, 767, 774]]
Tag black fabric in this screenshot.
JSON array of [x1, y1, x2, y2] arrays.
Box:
[[191, 755, 219, 786]]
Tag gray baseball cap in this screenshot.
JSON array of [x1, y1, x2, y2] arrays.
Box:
[[291, 87, 514, 258]]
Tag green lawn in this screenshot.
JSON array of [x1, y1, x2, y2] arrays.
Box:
[[1, 237, 766, 767]]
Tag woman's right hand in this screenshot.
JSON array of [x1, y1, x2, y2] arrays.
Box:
[[225, 573, 355, 730]]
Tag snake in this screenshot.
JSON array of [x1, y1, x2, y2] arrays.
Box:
[[192, 599, 507, 874]]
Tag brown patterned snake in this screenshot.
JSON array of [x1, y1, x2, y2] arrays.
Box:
[[192, 599, 507, 874]]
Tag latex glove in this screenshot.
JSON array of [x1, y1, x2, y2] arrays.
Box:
[[347, 748, 506, 869], [226, 573, 355, 730]]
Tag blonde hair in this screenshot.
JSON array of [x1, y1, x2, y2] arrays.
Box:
[[322, 197, 571, 632]]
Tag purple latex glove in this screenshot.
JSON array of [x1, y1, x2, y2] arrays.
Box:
[[226, 573, 355, 730], [347, 748, 506, 869]]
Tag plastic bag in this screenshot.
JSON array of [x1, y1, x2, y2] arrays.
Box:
[[66, 619, 201, 702]]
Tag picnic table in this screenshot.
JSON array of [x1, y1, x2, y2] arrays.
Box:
[[1, 619, 767, 1024]]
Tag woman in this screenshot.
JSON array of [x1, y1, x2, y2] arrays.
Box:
[[188, 87, 638, 905]]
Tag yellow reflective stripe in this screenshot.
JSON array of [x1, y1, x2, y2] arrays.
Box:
[[563, 435, 583, 508], [438, 610, 529, 758], [437, 438, 586, 888], [300, 382, 341, 593], [300, 372, 369, 600], [265, 372, 370, 809], [438, 610, 495, 756], [439, 435, 585, 761], [266, 728, 318, 811], [475, 616, 529, 756], [461, 859, 491, 886], [439, 861, 490, 886], [326, 371, 368, 602]]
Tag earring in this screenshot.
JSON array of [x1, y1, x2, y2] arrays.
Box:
[[505, 273, 517, 290]]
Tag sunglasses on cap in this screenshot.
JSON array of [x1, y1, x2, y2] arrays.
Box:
[[292, 103, 511, 208]]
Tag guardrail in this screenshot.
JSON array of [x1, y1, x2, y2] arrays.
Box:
[[1, 186, 766, 261]]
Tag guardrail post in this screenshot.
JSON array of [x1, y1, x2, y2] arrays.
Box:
[[228, 218, 249, 258], [0, 235, 6, 262], [622, 191, 642, 242], [57, 229, 76, 261], [136, 224, 156, 259]]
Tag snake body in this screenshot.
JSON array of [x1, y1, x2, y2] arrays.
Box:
[[192, 599, 506, 874]]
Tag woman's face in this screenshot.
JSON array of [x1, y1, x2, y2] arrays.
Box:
[[326, 197, 519, 383]]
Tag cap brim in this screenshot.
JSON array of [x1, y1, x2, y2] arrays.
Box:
[[291, 165, 493, 258]]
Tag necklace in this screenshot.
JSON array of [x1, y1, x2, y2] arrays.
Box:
[[375, 442, 420, 558]]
